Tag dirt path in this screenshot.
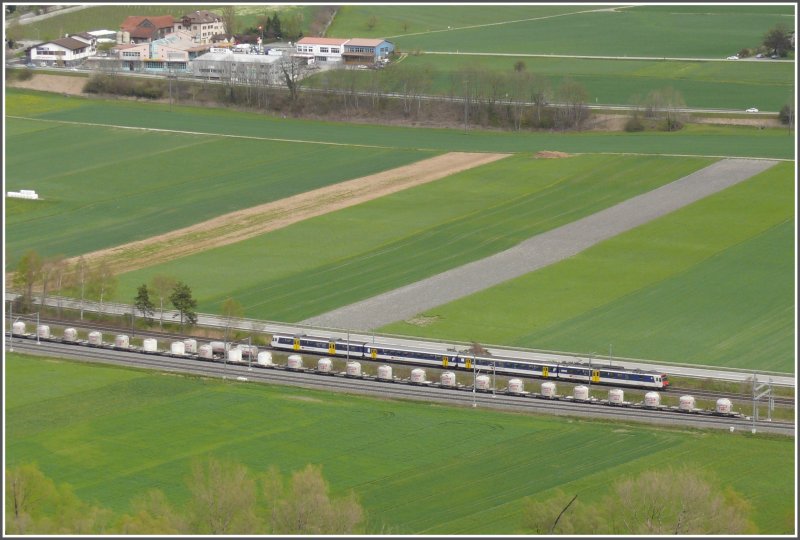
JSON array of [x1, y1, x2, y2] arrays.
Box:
[[60, 152, 511, 275]]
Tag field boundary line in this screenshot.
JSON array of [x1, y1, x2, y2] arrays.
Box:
[[6, 115, 401, 151], [8, 116, 792, 162], [385, 5, 632, 39]]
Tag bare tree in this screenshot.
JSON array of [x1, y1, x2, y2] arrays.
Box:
[[220, 6, 237, 35], [555, 78, 589, 130], [607, 467, 754, 534], [508, 70, 531, 130], [117, 489, 187, 534], [50, 256, 69, 317], [150, 274, 177, 330], [38, 255, 64, 318], [644, 87, 687, 131], [12, 250, 42, 311], [221, 297, 244, 343], [279, 55, 305, 106], [272, 464, 364, 534], [185, 457, 260, 534], [86, 261, 117, 316], [73, 257, 88, 320]]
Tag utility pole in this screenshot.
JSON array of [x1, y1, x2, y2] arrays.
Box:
[[492, 359, 496, 398], [463, 79, 468, 133], [8, 299, 13, 352], [36, 311, 40, 344], [472, 354, 476, 407]]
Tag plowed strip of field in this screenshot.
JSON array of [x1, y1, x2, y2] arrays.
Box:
[[60, 152, 510, 275]]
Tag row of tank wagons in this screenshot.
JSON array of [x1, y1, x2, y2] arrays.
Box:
[[11, 323, 270, 363], [12, 323, 739, 418]]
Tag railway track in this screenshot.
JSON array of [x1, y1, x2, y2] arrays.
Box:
[[665, 386, 794, 407], [7, 338, 793, 437], [10, 316, 795, 409]]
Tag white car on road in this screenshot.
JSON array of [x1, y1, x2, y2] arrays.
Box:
[[726, 55, 739, 60], [745, 108, 759, 113]]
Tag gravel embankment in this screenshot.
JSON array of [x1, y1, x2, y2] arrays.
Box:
[[302, 158, 779, 331]]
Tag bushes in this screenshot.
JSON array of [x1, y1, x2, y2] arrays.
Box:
[[624, 113, 645, 132], [5, 67, 34, 81], [84, 74, 165, 99]]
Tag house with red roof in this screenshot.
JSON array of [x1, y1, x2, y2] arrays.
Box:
[[119, 15, 175, 44]]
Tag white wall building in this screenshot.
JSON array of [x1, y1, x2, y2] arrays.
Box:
[[294, 37, 349, 64], [29, 34, 96, 66]]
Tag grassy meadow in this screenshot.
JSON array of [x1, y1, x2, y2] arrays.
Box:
[[6, 5, 316, 43], [330, 4, 794, 59], [4, 112, 433, 265], [5, 353, 795, 534], [382, 162, 795, 373], [6, 89, 795, 159], [366, 54, 794, 112], [114, 155, 714, 320]]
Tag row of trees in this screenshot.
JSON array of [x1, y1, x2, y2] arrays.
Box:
[[6, 458, 364, 535], [12, 250, 116, 318], [6, 461, 763, 535], [521, 466, 756, 535], [10, 249, 201, 331]]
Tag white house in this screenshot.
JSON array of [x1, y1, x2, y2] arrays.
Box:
[[29, 34, 97, 66], [294, 37, 349, 64]]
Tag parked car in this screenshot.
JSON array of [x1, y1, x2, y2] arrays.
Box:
[[25, 62, 35, 68], [755, 53, 764, 58], [745, 108, 759, 113], [726, 55, 739, 60]]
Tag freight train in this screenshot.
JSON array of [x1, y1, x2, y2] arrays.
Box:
[[270, 333, 670, 390], [10, 324, 748, 419]]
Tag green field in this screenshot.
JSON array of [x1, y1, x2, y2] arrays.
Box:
[[4, 110, 433, 265], [6, 89, 795, 160], [358, 54, 794, 112], [330, 5, 794, 59], [382, 162, 795, 373], [114, 155, 714, 320], [5, 5, 316, 43], [5, 353, 794, 534]]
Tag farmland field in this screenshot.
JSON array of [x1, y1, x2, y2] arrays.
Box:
[[382, 162, 795, 373], [5, 353, 795, 534], [330, 5, 794, 59], [4, 114, 433, 265], [6, 5, 317, 43], [355, 54, 794, 111], [5, 89, 795, 158], [114, 155, 714, 320]]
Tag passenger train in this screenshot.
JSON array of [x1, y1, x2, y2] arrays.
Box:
[[270, 333, 670, 390]]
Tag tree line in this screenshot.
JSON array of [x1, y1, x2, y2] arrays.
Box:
[[10, 249, 199, 331], [5, 458, 364, 535], [6, 460, 763, 535]]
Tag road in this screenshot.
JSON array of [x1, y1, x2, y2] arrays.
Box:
[[302, 159, 779, 330], [7, 338, 793, 436], [7, 294, 794, 388], [5, 5, 91, 27]]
